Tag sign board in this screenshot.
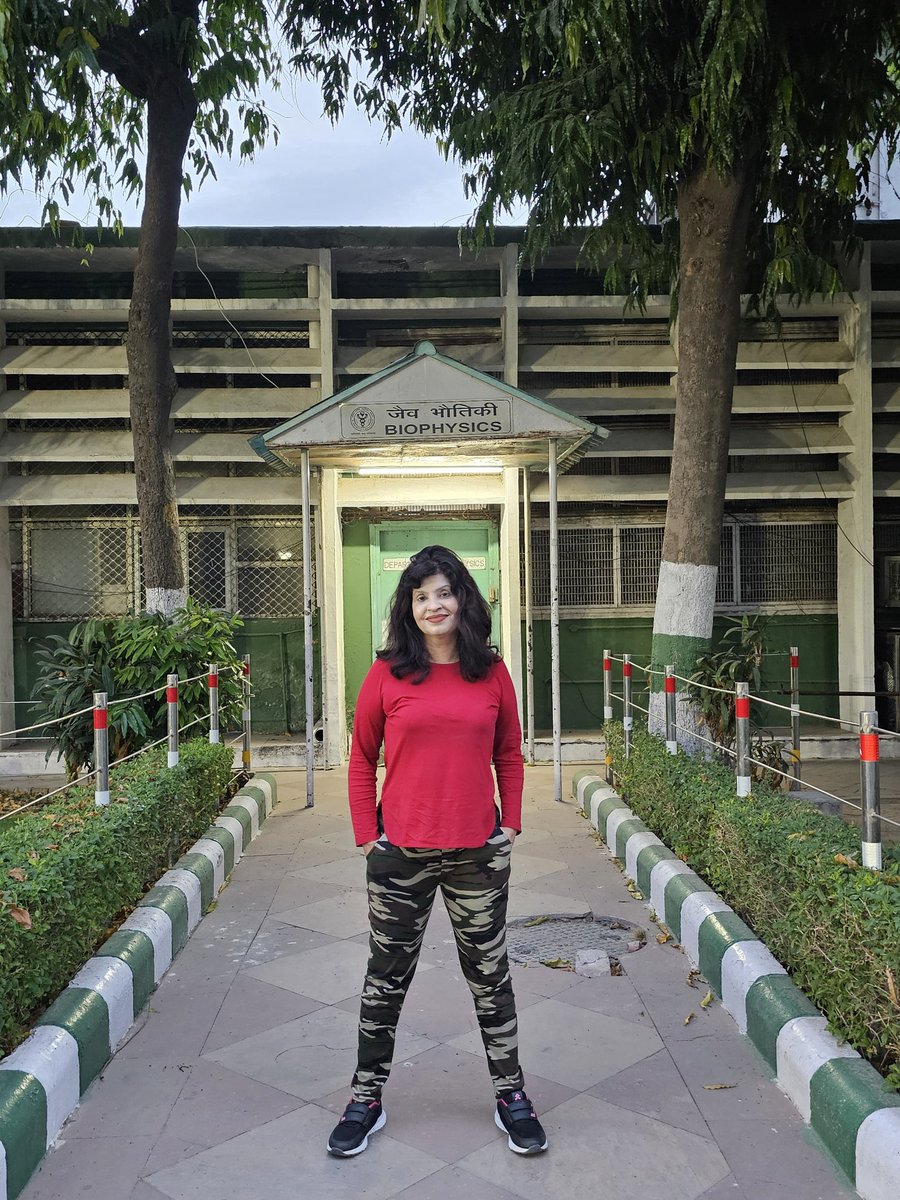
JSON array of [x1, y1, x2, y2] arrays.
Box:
[[383, 556, 487, 572], [342, 399, 512, 440]]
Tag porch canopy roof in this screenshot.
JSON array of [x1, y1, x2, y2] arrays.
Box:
[[250, 340, 607, 472]]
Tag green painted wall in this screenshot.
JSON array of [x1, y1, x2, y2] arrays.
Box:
[[14, 607, 839, 738], [233, 618, 320, 732], [525, 613, 839, 732], [342, 522, 374, 724], [12, 617, 319, 734]]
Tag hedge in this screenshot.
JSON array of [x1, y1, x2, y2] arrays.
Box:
[[0, 739, 234, 1057], [606, 724, 900, 1089]]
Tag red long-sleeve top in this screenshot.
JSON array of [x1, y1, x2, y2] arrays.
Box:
[[347, 657, 524, 848]]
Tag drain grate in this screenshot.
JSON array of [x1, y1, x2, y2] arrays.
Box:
[[506, 915, 644, 966]]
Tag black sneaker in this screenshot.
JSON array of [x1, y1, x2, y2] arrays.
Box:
[[495, 1090, 548, 1154], [326, 1098, 386, 1156]]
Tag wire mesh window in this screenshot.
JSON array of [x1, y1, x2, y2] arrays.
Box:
[[187, 530, 228, 610], [620, 527, 663, 604], [12, 512, 313, 621], [235, 525, 307, 617], [737, 523, 837, 603], [875, 522, 900, 552], [6, 325, 127, 346], [526, 520, 825, 611], [717, 527, 736, 604], [171, 326, 309, 348], [29, 525, 131, 618], [528, 528, 614, 606]]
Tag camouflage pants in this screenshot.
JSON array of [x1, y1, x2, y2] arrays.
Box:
[[351, 827, 524, 1101]]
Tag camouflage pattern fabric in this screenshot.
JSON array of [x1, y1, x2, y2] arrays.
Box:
[[352, 828, 524, 1101]]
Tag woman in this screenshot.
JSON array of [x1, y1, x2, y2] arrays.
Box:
[[327, 545, 548, 1158]]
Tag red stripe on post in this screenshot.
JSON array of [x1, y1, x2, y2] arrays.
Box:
[[623, 661, 632, 677], [603, 657, 611, 672], [208, 673, 218, 689], [664, 676, 676, 694], [735, 696, 751, 719], [790, 655, 799, 669], [167, 686, 178, 704], [860, 732, 879, 762], [242, 661, 250, 677], [93, 707, 107, 730]]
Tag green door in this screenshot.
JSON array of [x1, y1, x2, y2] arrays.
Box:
[[370, 522, 500, 652]]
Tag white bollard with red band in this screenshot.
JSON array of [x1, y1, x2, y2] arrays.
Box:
[[242, 654, 252, 772], [665, 665, 677, 754], [93, 691, 110, 807], [167, 674, 179, 769], [623, 653, 633, 759], [859, 711, 882, 871], [208, 662, 220, 744], [790, 646, 801, 783], [735, 682, 751, 797], [602, 649, 613, 722]]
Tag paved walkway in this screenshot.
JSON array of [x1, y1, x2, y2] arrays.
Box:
[[21, 767, 852, 1200]]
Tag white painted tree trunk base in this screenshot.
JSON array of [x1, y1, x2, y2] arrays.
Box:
[[648, 690, 712, 756], [145, 588, 187, 617]]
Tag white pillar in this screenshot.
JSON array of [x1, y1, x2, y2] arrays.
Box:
[[317, 467, 347, 766], [317, 249, 335, 400], [301, 448, 315, 805], [548, 438, 562, 802], [499, 466, 523, 729], [837, 247, 875, 727], [523, 467, 535, 764]]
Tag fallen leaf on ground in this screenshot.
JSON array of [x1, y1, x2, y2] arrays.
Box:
[[7, 868, 26, 882], [887, 967, 898, 1007], [702, 1083, 736, 1090], [540, 957, 574, 970], [700, 990, 714, 1009], [523, 916, 551, 927], [8, 906, 32, 929], [684, 1012, 696, 1025], [686, 969, 701, 989], [656, 930, 671, 944], [834, 853, 859, 869]]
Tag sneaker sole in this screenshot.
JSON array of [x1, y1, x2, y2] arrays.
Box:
[[326, 1108, 387, 1157], [494, 1109, 549, 1154]]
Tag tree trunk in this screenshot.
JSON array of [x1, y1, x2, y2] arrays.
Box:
[[648, 163, 754, 741], [128, 70, 197, 616]]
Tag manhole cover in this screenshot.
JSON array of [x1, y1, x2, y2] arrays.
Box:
[[506, 914, 645, 967]]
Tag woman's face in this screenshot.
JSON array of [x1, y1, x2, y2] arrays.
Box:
[[411, 573, 460, 642]]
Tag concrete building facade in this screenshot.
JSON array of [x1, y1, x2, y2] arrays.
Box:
[[2, 225, 900, 755]]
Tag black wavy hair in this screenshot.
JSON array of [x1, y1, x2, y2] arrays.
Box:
[[377, 544, 500, 683]]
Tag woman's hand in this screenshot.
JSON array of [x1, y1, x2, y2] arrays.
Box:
[[501, 827, 517, 846], [361, 841, 377, 857]]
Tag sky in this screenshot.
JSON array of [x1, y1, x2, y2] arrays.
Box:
[[0, 77, 529, 231]]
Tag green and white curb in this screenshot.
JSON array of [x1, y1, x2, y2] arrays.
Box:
[[0, 773, 277, 1200], [574, 769, 900, 1200]]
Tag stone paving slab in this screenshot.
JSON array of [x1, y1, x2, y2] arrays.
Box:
[[15, 766, 854, 1200]]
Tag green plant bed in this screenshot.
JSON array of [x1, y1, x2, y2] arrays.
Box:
[[606, 723, 900, 1089], [0, 738, 234, 1058]]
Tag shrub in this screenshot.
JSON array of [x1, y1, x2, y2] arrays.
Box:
[[29, 599, 244, 778], [606, 723, 900, 1088], [684, 614, 789, 787], [0, 738, 233, 1057]]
